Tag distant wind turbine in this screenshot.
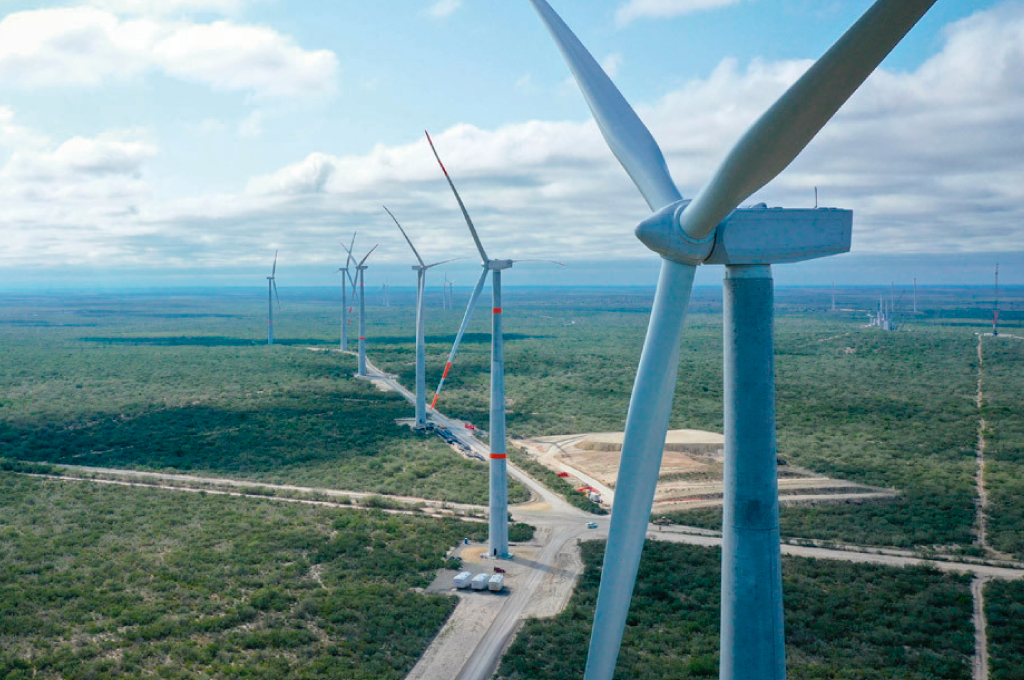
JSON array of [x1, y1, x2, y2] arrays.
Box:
[[426, 129, 563, 558], [338, 233, 357, 351], [266, 250, 280, 345], [343, 241, 378, 377], [384, 206, 463, 429], [529, 0, 939, 679]]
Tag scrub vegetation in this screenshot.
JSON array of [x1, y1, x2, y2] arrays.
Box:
[[0, 292, 527, 505], [0, 472, 488, 680], [496, 540, 974, 680], [979, 336, 1024, 558], [986, 579, 1024, 680]]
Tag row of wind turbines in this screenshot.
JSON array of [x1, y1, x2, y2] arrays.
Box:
[[269, 1, 946, 678]]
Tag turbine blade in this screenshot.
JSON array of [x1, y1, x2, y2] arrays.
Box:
[[272, 279, 281, 309], [271, 249, 278, 277], [510, 258, 567, 266], [584, 260, 696, 680], [425, 130, 490, 263], [430, 267, 489, 409], [424, 256, 468, 269], [358, 244, 379, 267], [384, 205, 425, 267], [528, 0, 682, 212], [679, 0, 938, 240]]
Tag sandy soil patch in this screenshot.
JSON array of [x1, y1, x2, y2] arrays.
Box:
[[516, 430, 895, 513]]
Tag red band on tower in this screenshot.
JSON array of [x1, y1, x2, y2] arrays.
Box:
[[493, 308, 502, 314], [489, 453, 507, 460]]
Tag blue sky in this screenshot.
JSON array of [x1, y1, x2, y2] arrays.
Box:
[[1, 0, 1021, 289]]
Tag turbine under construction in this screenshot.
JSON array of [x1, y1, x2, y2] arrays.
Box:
[[425, 129, 562, 559], [528, 0, 938, 679]]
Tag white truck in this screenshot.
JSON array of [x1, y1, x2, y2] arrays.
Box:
[[471, 573, 490, 591], [488, 574, 505, 592], [453, 571, 473, 589]]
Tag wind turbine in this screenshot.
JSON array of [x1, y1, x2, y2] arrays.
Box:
[[338, 233, 357, 351], [384, 206, 462, 429], [425, 129, 563, 559], [342, 241, 378, 377], [528, 1, 938, 679], [266, 250, 280, 345]]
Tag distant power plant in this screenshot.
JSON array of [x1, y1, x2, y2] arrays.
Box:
[[527, 1, 938, 679]]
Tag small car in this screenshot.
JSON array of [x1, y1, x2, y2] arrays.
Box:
[[586, 522, 598, 529]]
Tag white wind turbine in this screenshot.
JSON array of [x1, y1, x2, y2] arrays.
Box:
[[266, 250, 280, 345], [425, 129, 563, 558], [342, 241, 378, 377], [383, 206, 463, 429], [528, 1, 939, 679], [338, 233, 357, 351]]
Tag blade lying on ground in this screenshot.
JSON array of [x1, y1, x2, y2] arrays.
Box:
[[384, 206, 425, 267], [677, 0, 939, 240], [425, 130, 490, 263], [430, 267, 489, 409], [527, 0, 682, 212]]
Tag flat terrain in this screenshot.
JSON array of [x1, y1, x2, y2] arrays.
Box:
[[517, 429, 893, 512], [2, 285, 1024, 679]]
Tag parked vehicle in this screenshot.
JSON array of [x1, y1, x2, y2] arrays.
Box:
[[453, 571, 473, 589], [471, 573, 490, 591], [488, 574, 505, 592]]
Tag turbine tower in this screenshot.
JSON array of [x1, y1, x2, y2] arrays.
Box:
[[993, 263, 1000, 336], [528, 1, 938, 679], [384, 206, 462, 429], [266, 250, 280, 345], [425, 130, 562, 558], [338, 233, 357, 351], [343, 241, 378, 377]]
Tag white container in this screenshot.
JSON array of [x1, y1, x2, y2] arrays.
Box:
[[453, 571, 473, 589], [488, 574, 504, 592], [471, 573, 489, 591]]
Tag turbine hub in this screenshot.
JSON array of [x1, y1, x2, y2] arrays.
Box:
[[634, 199, 715, 265]]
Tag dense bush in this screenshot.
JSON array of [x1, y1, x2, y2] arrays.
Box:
[[0, 472, 487, 679], [497, 540, 973, 680], [986, 579, 1024, 680]]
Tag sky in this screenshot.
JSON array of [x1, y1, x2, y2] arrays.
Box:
[[1, 0, 1022, 290]]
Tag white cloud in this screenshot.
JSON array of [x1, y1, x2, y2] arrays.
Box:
[[237, 110, 264, 137], [0, 7, 339, 99], [89, 0, 243, 16], [3, 1, 1024, 271], [601, 53, 623, 78], [426, 0, 462, 18], [617, 0, 742, 26]]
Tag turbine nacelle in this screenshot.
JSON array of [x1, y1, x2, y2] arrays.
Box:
[[486, 259, 514, 271], [635, 200, 851, 266]]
